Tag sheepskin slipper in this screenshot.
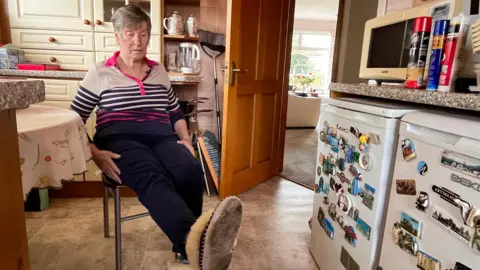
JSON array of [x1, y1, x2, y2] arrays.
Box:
[[186, 196, 243, 270]]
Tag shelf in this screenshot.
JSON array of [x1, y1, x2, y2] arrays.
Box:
[[164, 0, 200, 5], [169, 72, 202, 85], [164, 34, 200, 42]]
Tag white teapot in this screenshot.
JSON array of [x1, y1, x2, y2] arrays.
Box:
[[163, 11, 184, 35]]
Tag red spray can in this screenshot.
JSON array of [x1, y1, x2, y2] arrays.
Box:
[[405, 17, 432, 89]]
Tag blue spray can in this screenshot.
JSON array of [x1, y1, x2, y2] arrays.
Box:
[[426, 19, 450, 91]]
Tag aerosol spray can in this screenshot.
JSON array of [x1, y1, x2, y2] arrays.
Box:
[[438, 14, 470, 92], [426, 19, 450, 91], [405, 17, 432, 89]]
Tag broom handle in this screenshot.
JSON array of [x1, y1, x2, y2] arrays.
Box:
[[213, 54, 222, 146]]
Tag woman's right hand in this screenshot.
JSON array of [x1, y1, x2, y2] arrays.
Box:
[[90, 144, 122, 183]]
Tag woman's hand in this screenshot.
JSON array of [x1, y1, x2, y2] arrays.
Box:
[[177, 139, 195, 156], [90, 144, 122, 183]]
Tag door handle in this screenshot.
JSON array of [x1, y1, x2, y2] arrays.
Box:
[[229, 61, 247, 87]]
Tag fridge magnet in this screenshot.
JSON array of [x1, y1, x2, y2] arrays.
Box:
[[358, 187, 365, 198], [415, 191, 430, 212], [359, 153, 373, 171], [472, 228, 480, 253], [418, 161, 428, 176], [362, 183, 376, 210], [314, 183, 319, 193], [324, 121, 337, 137], [335, 183, 344, 195], [317, 206, 325, 225], [396, 179, 417, 196], [339, 135, 348, 150], [329, 177, 336, 190], [337, 125, 349, 133], [323, 160, 335, 176], [337, 215, 346, 227], [328, 151, 338, 165], [338, 158, 346, 171], [323, 196, 329, 205], [353, 208, 359, 222], [400, 211, 422, 239], [356, 217, 371, 240], [319, 131, 327, 143], [317, 166, 322, 176], [458, 199, 480, 229], [391, 222, 403, 245], [328, 203, 337, 221], [343, 225, 357, 247], [337, 194, 353, 213], [340, 247, 360, 270], [337, 172, 350, 185], [348, 176, 360, 196], [319, 153, 325, 165], [349, 165, 359, 177], [347, 207, 354, 219], [327, 135, 340, 148], [416, 251, 440, 270], [354, 151, 360, 163], [345, 145, 355, 163], [395, 223, 419, 256], [431, 205, 474, 246], [432, 185, 462, 207], [350, 126, 360, 138], [368, 132, 380, 144], [401, 138, 417, 161], [319, 178, 329, 194], [322, 218, 335, 240], [358, 134, 370, 152], [441, 150, 480, 180], [447, 262, 473, 270]]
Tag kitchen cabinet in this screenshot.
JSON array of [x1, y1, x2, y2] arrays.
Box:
[[27, 78, 80, 101], [22, 49, 95, 71], [11, 29, 95, 52], [93, 0, 161, 35], [7, 0, 94, 31]]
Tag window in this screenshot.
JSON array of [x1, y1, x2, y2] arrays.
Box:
[[290, 31, 334, 96]]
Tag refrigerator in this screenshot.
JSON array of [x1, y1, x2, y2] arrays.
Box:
[[310, 97, 418, 270], [378, 111, 480, 270]]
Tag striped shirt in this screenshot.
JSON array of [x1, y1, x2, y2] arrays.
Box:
[[70, 51, 184, 139]]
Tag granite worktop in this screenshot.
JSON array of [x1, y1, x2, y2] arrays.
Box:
[[0, 79, 45, 111], [0, 69, 203, 83], [330, 83, 480, 112]]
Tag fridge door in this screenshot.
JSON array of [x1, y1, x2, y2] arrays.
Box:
[[378, 112, 480, 270], [310, 103, 402, 270]]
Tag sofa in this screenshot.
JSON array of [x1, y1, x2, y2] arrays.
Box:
[[286, 92, 322, 128]]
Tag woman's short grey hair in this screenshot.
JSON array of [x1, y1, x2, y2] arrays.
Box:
[[112, 5, 152, 37]]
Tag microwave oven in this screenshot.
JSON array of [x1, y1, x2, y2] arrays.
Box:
[[359, 0, 464, 83]]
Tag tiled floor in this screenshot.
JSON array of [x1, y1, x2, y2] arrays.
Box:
[[26, 177, 319, 270], [282, 129, 318, 188]]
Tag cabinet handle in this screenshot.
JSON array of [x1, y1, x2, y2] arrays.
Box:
[[84, 19, 91, 25], [49, 57, 57, 63], [48, 37, 56, 42], [96, 20, 103, 25]]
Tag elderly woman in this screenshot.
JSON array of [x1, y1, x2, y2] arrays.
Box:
[[70, 5, 242, 269]]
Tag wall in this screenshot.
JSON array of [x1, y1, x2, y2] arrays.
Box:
[[333, 0, 378, 83], [293, 19, 336, 32], [195, 0, 227, 136]]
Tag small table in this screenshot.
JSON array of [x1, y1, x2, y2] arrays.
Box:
[[16, 105, 91, 199]]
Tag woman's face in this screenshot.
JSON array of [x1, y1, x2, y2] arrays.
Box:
[[116, 21, 149, 61]]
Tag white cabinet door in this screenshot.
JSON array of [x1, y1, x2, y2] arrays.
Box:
[[94, 32, 161, 53], [8, 0, 94, 31], [11, 29, 95, 51], [23, 49, 95, 71], [93, 0, 161, 35], [27, 78, 80, 102]]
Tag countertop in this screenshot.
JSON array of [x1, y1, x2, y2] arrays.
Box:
[[0, 69, 203, 83], [330, 83, 480, 112], [0, 79, 45, 111]]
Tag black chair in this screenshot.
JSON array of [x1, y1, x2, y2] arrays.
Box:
[[102, 174, 150, 270]]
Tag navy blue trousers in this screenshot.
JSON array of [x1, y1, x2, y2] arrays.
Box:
[[96, 134, 204, 256]]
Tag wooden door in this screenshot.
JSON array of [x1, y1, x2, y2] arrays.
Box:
[[220, 0, 294, 197], [7, 0, 93, 31]]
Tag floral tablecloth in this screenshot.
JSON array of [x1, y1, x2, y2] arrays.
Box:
[[16, 105, 91, 199]]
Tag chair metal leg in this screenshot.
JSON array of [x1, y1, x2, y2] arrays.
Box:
[[114, 188, 122, 270], [197, 140, 211, 196], [103, 185, 110, 238]]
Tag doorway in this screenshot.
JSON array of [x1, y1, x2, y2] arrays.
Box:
[[280, 0, 340, 188]]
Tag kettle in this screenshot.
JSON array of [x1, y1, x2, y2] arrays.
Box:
[[179, 42, 201, 74]]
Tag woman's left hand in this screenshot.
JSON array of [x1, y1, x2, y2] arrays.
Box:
[[177, 139, 195, 156]]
